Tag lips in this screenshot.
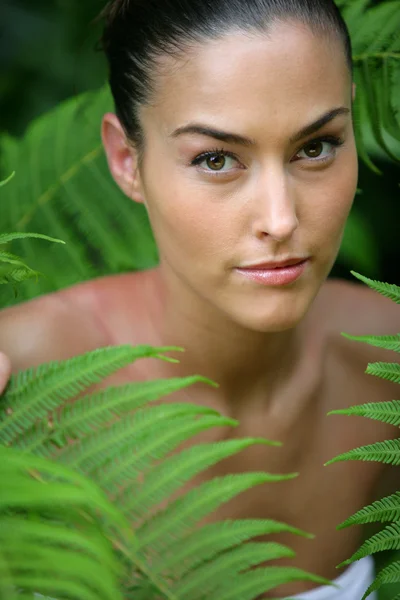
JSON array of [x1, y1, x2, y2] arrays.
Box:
[[235, 258, 309, 286], [240, 258, 308, 270]]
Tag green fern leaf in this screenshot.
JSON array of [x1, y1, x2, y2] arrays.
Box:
[[125, 438, 281, 521], [360, 60, 400, 163], [336, 0, 370, 23], [154, 518, 311, 578], [0, 87, 158, 304], [0, 517, 119, 571], [350, 2, 400, 55], [326, 438, 400, 466], [351, 71, 382, 174], [0, 345, 182, 446], [94, 413, 244, 493], [3, 546, 119, 600], [351, 271, 400, 303], [174, 542, 296, 598], [342, 333, 400, 353], [91, 411, 236, 487], [329, 401, 400, 427], [0, 171, 15, 187], [58, 403, 222, 472], [15, 376, 215, 455], [209, 567, 332, 600], [362, 561, 400, 599], [0, 232, 64, 247], [366, 362, 400, 384], [338, 492, 400, 529], [0, 446, 133, 600], [339, 523, 400, 566], [118, 415, 240, 518], [137, 472, 298, 552]]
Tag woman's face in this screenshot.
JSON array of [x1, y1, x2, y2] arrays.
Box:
[[130, 22, 358, 332]]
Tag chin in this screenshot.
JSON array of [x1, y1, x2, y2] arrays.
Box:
[[227, 296, 311, 333], [225, 278, 323, 334]]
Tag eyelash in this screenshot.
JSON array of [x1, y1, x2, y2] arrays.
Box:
[[190, 135, 345, 172]]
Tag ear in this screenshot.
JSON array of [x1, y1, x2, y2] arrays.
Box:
[[101, 113, 145, 204], [352, 82, 356, 102]]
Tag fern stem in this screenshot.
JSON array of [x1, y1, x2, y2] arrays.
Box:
[[17, 145, 103, 230], [353, 52, 400, 63]]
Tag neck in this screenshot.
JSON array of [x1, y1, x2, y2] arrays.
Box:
[[150, 267, 310, 413]]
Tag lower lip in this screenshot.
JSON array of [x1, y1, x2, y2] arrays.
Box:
[[235, 260, 309, 286]]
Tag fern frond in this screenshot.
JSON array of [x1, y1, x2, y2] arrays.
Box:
[[173, 542, 296, 598], [0, 232, 65, 246], [125, 438, 281, 521], [0, 87, 158, 305], [329, 401, 400, 427], [0, 345, 183, 446], [342, 333, 400, 353], [96, 415, 247, 493], [0, 233, 63, 288], [0, 446, 133, 600], [0, 171, 15, 187], [366, 362, 400, 384], [351, 271, 400, 304], [0, 517, 118, 569], [326, 438, 400, 466], [58, 403, 224, 472], [3, 546, 119, 600], [362, 561, 400, 599], [338, 492, 400, 529], [154, 518, 311, 578], [14, 376, 215, 455], [339, 523, 400, 566], [340, 0, 400, 169], [137, 472, 298, 553], [208, 567, 332, 600]]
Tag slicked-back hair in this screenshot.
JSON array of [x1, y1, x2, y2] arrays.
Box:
[[101, 0, 352, 149]]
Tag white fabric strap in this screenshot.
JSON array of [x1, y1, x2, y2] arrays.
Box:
[[292, 556, 377, 600]]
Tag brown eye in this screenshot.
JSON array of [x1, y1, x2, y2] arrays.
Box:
[[303, 141, 324, 158], [206, 154, 226, 171]]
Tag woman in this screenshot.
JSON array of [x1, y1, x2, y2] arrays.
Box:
[[0, 0, 399, 597]]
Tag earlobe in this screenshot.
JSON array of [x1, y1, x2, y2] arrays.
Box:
[[101, 113, 145, 204], [352, 82, 356, 102]]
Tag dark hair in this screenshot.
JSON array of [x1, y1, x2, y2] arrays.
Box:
[[101, 0, 352, 150]]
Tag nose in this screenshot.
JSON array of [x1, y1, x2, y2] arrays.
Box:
[[251, 166, 299, 242]]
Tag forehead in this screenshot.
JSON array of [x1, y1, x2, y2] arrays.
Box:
[[142, 21, 351, 140]]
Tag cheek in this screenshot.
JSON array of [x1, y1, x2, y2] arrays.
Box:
[[305, 151, 358, 247], [143, 173, 234, 266]]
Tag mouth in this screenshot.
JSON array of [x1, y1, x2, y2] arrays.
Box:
[[235, 258, 310, 286], [239, 257, 309, 270]]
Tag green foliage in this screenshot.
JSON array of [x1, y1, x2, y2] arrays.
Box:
[[0, 343, 329, 599], [0, 446, 133, 600], [337, 0, 400, 172], [0, 86, 157, 305], [327, 271, 400, 600], [0, 173, 65, 289]]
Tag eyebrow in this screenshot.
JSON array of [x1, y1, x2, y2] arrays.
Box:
[[170, 107, 350, 147]]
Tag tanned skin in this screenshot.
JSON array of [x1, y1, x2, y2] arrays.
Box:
[[0, 23, 398, 596]]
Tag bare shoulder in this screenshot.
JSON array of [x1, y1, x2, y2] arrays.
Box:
[[0, 269, 160, 373], [319, 277, 399, 339], [314, 277, 399, 411], [0, 278, 110, 372]]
